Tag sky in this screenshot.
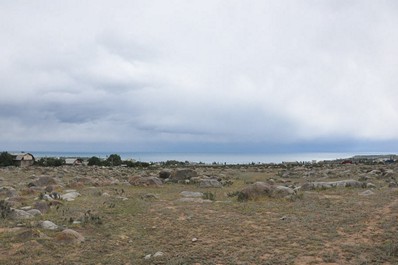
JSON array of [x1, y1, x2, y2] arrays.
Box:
[[1, 0, 398, 153]]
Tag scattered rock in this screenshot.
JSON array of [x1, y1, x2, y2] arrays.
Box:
[[301, 180, 366, 190], [129, 176, 163, 186], [236, 182, 296, 201], [192, 237, 198, 242], [61, 191, 81, 201], [366, 183, 376, 189], [9, 209, 34, 220], [0, 186, 18, 198], [56, 229, 85, 244], [26, 209, 42, 216], [140, 193, 159, 200], [359, 190, 375, 196], [199, 179, 222, 188], [177, 198, 212, 203], [153, 251, 164, 258], [169, 169, 198, 182], [180, 191, 204, 198], [40, 220, 58, 230], [30, 176, 57, 187], [33, 201, 49, 214], [144, 254, 152, 260]]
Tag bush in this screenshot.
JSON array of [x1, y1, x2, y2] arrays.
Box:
[[124, 161, 150, 168], [36, 157, 65, 167], [0, 152, 14, 167], [88, 156, 102, 166], [0, 200, 12, 219], [106, 154, 122, 166]]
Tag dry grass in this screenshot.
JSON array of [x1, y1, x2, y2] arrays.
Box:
[[0, 164, 397, 264]]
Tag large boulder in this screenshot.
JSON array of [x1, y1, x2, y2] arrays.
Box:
[[9, 209, 34, 220], [29, 176, 57, 187], [159, 170, 172, 179], [235, 182, 295, 201], [0, 186, 18, 198], [169, 169, 198, 182], [129, 176, 163, 186], [199, 179, 222, 188]]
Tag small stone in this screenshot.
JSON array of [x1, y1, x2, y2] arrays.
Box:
[[153, 251, 164, 257], [26, 209, 42, 216], [180, 191, 203, 198], [192, 237, 198, 242], [144, 254, 151, 260], [366, 183, 376, 189], [359, 190, 375, 196]]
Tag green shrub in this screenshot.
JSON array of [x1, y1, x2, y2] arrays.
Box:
[[0, 152, 13, 167]]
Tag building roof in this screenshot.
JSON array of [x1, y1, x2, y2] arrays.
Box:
[[10, 153, 35, 161]]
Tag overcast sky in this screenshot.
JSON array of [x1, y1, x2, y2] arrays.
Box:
[[1, 1, 398, 153]]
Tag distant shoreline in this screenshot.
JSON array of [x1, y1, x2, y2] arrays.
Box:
[[23, 151, 397, 165]]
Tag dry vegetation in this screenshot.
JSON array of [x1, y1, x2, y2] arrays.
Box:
[[0, 162, 397, 264]]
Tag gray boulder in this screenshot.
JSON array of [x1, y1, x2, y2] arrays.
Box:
[[10, 209, 34, 220], [169, 169, 198, 182], [30, 176, 57, 187], [199, 179, 222, 188], [236, 182, 295, 201], [129, 176, 163, 186], [0, 186, 18, 198]]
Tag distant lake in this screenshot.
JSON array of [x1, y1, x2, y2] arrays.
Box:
[[29, 151, 393, 164]]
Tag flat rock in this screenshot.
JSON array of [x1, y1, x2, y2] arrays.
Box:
[[359, 190, 375, 196], [10, 209, 34, 220], [26, 209, 42, 216], [180, 191, 204, 198], [61, 191, 81, 201], [301, 180, 366, 190], [40, 220, 58, 230], [177, 198, 212, 203]]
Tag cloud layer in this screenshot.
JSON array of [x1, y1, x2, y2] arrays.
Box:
[[1, 1, 398, 152]]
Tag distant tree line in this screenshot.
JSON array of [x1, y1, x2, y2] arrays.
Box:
[[0, 151, 150, 168]]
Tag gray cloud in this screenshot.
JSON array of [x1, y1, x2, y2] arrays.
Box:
[[1, 1, 398, 152]]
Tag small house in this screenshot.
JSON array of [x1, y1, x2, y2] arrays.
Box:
[[11, 153, 35, 167], [65, 158, 83, 166]]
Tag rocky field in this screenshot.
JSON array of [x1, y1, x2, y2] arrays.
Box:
[[0, 162, 397, 264]]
